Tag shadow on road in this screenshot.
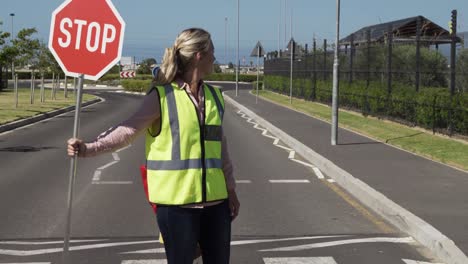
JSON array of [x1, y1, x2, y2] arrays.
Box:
[[338, 141, 382, 146], [385, 132, 424, 143], [0, 146, 58, 152]]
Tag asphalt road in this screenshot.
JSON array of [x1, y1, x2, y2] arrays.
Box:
[[0, 87, 439, 263]]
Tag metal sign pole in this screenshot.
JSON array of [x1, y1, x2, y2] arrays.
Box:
[[256, 45, 260, 104], [63, 74, 84, 260], [331, 0, 341, 146], [14, 74, 18, 108]]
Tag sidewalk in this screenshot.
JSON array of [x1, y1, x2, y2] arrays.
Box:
[[224, 89, 468, 264]]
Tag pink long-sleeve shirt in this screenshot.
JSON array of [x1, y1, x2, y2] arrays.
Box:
[[83, 80, 236, 206]]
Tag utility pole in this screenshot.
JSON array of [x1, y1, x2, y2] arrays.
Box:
[[236, 0, 239, 96], [10, 13, 15, 80], [225, 17, 228, 65], [331, 0, 340, 146]]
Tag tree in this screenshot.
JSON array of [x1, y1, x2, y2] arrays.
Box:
[[0, 30, 11, 88], [456, 48, 468, 92], [227, 62, 234, 69], [11, 28, 40, 69], [213, 64, 222, 73], [137, 57, 157, 74]]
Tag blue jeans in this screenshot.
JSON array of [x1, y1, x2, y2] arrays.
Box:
[[156, 200, 231, 264]]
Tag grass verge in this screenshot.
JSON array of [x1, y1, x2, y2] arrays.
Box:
[[256, 90, 468, 172], [0, 88, 97, 125]]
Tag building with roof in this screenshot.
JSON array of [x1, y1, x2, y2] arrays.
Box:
[[340, 16, 461, 48]]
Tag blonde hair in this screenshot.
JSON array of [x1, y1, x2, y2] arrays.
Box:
[[154, 28, 212, 85]]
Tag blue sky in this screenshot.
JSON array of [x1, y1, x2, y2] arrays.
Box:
[[1, 0, 467, 64]]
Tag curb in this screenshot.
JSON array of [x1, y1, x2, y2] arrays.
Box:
[[224, 93, 468, 264], [0, 98, 102, 134]]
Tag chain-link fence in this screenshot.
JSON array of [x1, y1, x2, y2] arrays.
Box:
[[264, 35, 467, 136]]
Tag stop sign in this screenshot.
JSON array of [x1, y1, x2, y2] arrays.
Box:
[[48, 0, 125, 80]]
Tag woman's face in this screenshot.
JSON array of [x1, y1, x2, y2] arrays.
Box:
[[199, 41, 215, 76]]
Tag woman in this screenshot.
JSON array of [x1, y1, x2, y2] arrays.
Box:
[[68, 28, 240, 264]]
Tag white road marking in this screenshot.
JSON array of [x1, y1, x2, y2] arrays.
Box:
[[327, 179, 336, 183], [231, 235, 350, 246], [0, 240, 158, 256], [290, 158, 315, 168], [402, 259, 444, 264], [264, 257, 337, 264], [121, 248, 165, 254], [92, 144, 132, 184], [93, 170, 102, 181], [235, 180, 252, 183], [237, 111, 322, 179], [116, 145, 132, 153], [92, 181, 133, 185], [260, 236, 415, 252], [273, 144, 293, 151], [0, 263, 50, 264], [0, 239, 106, 245], [122, 260, 166, 264], [269, 180, 310, 183], [312, 167, 325, 179], [97, 160, 119, 170]]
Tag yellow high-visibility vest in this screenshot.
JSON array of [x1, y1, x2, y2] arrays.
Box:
[[145, 82, 227, 205]]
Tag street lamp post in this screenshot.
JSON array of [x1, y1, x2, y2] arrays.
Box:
[[236, 0, 239, 97], [10, 13, 15, 80], [331, 0, 340, 145]]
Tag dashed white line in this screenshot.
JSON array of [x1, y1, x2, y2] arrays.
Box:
[[235, 180, 252, 183], [92, 181, 133, 185], [263, 257, 337, 264], [269, 180, 310, 183]]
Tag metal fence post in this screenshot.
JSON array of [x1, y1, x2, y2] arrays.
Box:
[[349, 34, 354, 84], [387, 24, 393, 95], [323, 39, 327, 80], [312, 38, 317, 100], [415, 16, 421, 92]]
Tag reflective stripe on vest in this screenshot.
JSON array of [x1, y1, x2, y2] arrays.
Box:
[[145, 83, 227, 205]]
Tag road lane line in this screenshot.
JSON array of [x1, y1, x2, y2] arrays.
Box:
[[0, 239, 106, 245], [112, 152, 120, 161], [231, 235, 350, 245], [121, 248, 165, 254], [290, 158, 315, 169], [92, 170, 102, 181], [121, 260, 166, 264], [288, 151, 295, 159], [312, 167, 325, 179], [402, 259, 444, 264], [97, 160, 119, 170], [269, 180, 310, 183], [260, 236, 415, 251], [263, 257, 337, 264], [273, 144, 293, 151], [92, 181, 133, 185], [235, 180, 252, 183]]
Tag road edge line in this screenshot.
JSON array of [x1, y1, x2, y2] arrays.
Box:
[[224, 93, 468, 264]]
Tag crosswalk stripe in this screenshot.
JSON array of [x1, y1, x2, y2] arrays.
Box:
[[263, 257, 338, 264]]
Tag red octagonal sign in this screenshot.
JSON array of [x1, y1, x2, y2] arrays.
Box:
[[49, 0, 125, 80]]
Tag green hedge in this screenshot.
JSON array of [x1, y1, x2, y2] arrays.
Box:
[[204, 73, 258, 82], [264, 75, 468, 136]]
